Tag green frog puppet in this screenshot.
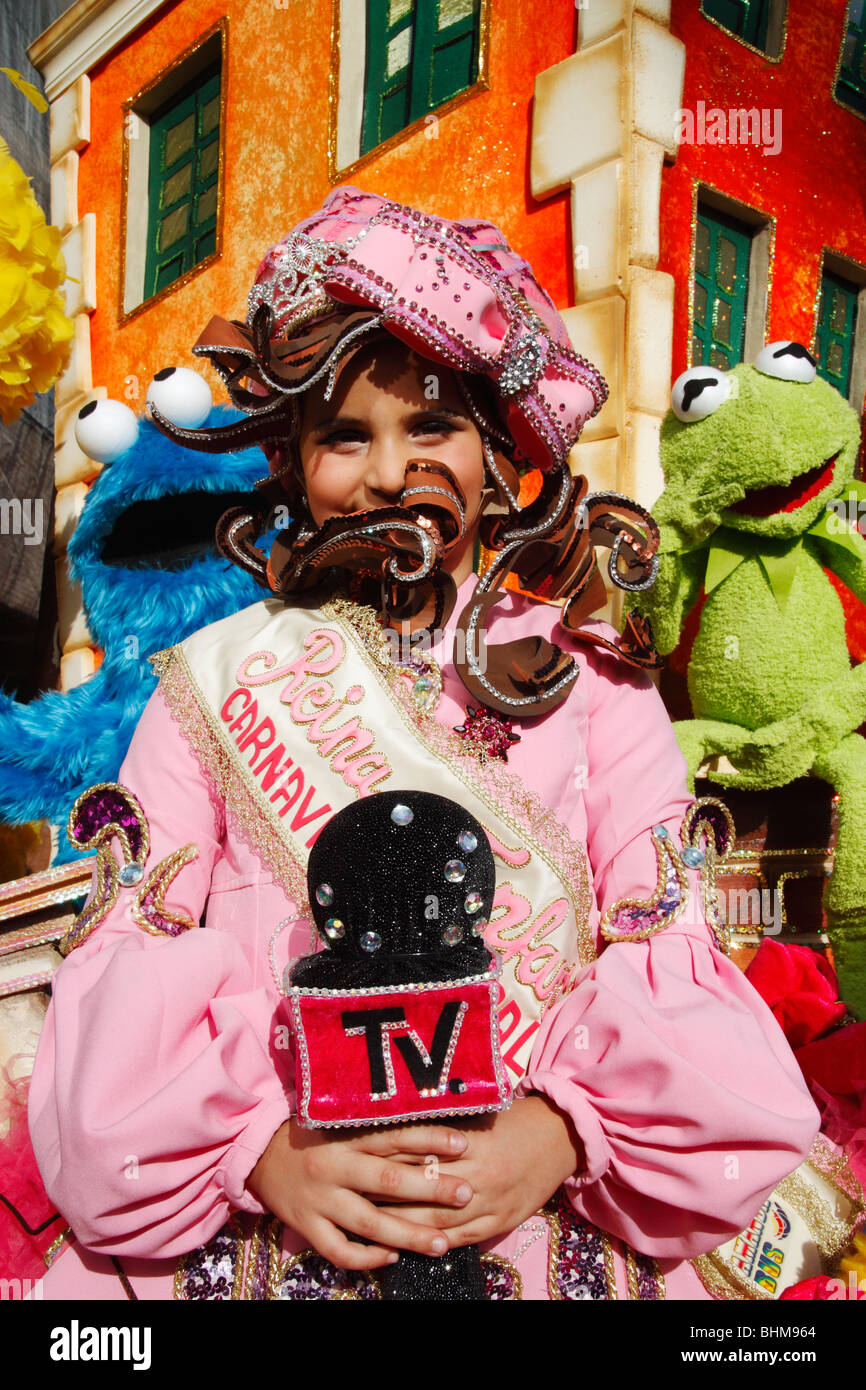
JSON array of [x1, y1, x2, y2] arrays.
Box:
[[627, 341, 866, 1018]]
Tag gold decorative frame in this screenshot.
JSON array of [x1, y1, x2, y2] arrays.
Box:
[[687, 179, 777, 370], [698, 0, 788, 64], [713, 846, 834, 938], [328, 0, 491, 183], [118, 16, 228, 327]]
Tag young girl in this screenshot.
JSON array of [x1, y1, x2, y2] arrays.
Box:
[[28, 187, 818, 1300]]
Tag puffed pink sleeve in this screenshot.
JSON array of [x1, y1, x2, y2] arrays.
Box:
[[518, 643, 820, 1259], [27, 685, 295, 1259]]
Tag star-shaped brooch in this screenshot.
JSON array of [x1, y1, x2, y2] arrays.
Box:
[[454, 705, 521, 763]]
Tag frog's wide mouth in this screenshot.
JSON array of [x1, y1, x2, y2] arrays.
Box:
[[727, 453, 839, 519]]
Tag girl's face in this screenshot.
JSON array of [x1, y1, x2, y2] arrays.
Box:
[[298, 338, 486, 586]]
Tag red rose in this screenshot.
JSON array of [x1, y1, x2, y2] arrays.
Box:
[[780, 1275, 865, 1301], [745, 939, 847, 1049]]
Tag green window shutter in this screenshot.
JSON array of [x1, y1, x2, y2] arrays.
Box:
[[361, 0, 480, 156], [412, 0, 480, 112], [836, 1, 866, 116], [701, 0, 772, 50], [144, 64, 221, 302], [692, 210, 751, 369], [815, 270, 858, 397]]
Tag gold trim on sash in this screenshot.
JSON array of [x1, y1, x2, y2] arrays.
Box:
[[151, 595, 595, 1079], [691, 1151, 866, 1300], [323, 596, 596, 972], [151, 641, 313, 931]]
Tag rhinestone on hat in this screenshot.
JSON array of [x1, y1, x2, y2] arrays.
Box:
[[315, 883, 334, 906], [361, 931, 381, 952], [457, 830, 477, 853], [391, 804, 414, 825], [444, 860, 466, 883]]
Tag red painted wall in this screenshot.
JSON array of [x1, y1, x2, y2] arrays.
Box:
[[664, 0, 866, 407]]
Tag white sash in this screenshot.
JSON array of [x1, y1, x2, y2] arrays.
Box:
[[152, 594, 595, 1080]]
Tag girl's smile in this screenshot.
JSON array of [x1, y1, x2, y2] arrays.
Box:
[[298, 338, 487, 586]]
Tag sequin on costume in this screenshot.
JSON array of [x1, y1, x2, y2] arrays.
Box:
[[454, 704, 521, 763], [172, 1195, 664, 1301], [131, 844, 199, 937], [680, 796, 736, 954], [599, 824, 689, 943], [174, 1218, 245, 1300], [61, 783, 151, 954]]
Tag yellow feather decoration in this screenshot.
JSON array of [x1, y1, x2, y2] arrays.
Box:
[[0, 69, 49, 115], [0, 140, 73, 423]]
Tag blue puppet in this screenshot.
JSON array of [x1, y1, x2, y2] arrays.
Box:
[[0, 370, 277, 863]]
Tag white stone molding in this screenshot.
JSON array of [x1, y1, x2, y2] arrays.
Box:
[[28, 0, 170, 102], [334, 0, 369, 173], [61, 212, 97, 317], [532, 4, 685, 530], [29, 41, 101, 684], [48, 75, 90, 159], [54, 481, 89, 554], [60, 647, 98, 692]]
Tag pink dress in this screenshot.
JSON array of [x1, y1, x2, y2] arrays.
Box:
[[27, 577, 819, 1300]]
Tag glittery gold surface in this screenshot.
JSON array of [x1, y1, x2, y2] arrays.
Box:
[[43, 1226, 73, 1269], [599, 827, 689, 944]]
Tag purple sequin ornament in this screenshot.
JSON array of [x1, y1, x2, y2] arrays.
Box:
[[483, 1256, 521, 1300], [550, 1189, 610, 1300], [275, 1250, 379, 1300], [176, 1223, 243, 1300], [70, 784, 147, 863], [600, 826, 688, 942], [680, 796, 735, 859]]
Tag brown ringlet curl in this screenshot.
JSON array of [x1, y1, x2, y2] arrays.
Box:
[[149, 305, 662, 716]]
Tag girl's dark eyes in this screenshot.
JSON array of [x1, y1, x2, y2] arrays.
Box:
[[320, 419, 458, 447], [415, 418, 458, 434]]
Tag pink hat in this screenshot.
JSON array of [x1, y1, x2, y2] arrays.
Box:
[[244, 185, 607, 472], [150, 188, 659, 717]]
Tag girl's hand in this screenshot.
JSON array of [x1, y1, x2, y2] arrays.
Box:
[[246, 1118, 474, 1270], [376, 1095, 584, 1247]]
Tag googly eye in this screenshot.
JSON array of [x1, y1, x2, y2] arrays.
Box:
[[146, 367, 213, 428], [754, 341, 817, 384], [74, 399, 139, 463], [670, 366, 732, 423]]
